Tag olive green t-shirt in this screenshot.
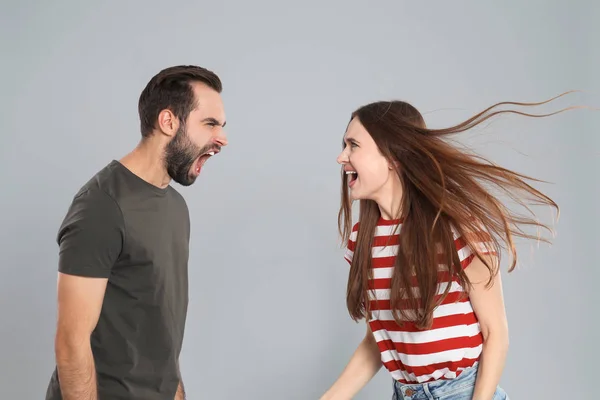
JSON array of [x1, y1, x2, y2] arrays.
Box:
[[45, 160, 190, 400]]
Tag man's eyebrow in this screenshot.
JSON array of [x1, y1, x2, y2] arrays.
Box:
[[202, 117, 226, 127]]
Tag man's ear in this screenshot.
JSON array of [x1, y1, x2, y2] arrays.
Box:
[[156, 109, 180, 138]]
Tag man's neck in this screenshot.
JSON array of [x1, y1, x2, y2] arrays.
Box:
[[119, 139, 171, 189]]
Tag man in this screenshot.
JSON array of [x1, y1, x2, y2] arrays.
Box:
[[45, 65, 228, 400]]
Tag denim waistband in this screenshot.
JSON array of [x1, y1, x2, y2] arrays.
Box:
[[393, 363, 479, 399]]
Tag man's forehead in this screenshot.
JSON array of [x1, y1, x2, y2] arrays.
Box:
[[191, 84, 225, 120]]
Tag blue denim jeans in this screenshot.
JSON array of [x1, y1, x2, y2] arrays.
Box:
[[392, 364, 509, 399]]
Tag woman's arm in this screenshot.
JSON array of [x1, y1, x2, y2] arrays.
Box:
[[320, 324, 382, 400], [465, 254, 510, 400]]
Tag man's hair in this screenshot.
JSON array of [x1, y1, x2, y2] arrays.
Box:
[[138, 65, 222, 138]]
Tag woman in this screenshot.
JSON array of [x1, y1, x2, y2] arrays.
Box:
[[320, 94, 574, 399]]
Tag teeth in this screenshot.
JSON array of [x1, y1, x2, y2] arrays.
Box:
[[208, 151, 215, 156], [345, 171, 357, 174]]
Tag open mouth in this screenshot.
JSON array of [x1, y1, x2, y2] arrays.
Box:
[[346, 170, 358, 186], [194, 150, 219, 174]]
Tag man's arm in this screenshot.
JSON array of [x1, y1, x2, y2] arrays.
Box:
[[55, 273, 108, 400], [174, 380, 185, 400], [52, 188, 124, 399], [175, 361, 185, 400]]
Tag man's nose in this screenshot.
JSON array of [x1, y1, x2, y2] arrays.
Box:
[[213, 132, 228, 147]]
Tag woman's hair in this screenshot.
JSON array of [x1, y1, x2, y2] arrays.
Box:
[[338, 92, 578, 330]]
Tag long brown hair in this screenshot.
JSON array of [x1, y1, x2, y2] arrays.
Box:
[[338, 92, 580, 330]]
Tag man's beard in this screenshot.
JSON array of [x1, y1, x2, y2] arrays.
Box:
[[164, 125, 214, 186]]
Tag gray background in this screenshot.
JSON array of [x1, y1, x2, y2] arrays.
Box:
[[1, 1, 597, 399]]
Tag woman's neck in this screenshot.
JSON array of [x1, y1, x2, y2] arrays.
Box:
[[374, 180, 404, 220]]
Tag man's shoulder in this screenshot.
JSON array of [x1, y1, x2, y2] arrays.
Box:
[[78, 160, 122, 195], [64, 161, 124, 219], [74, 159, 150, 206]]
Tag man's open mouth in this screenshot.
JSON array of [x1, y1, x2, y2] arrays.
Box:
[[195, 149, 219, 173]]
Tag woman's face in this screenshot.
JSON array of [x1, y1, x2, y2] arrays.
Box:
[[336, 117, 397, 202]]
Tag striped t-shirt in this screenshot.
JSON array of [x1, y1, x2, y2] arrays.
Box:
[[344, 217, 490, 384]]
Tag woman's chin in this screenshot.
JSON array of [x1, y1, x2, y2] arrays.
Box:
[[350, 189, 380, 202], [349, 190, 364, 201]]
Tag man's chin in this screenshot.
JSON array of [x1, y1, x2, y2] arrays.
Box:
[[170, 171, 198, 187], [166, 159, 201, 187]]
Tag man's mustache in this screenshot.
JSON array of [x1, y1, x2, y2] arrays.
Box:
[[198, 144, 221, 157]]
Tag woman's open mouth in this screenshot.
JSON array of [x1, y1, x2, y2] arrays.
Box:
[[346, 170, 358, 187]]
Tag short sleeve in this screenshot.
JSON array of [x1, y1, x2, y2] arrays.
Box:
[[56, 189, 125, 278], [453, 223, 496, 270], [344, 223, 359, 265]]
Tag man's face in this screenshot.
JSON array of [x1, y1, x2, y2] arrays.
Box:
[[165, 82, 228, 186]]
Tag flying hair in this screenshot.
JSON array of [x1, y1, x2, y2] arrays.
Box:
[[338, 90, 592, 329]]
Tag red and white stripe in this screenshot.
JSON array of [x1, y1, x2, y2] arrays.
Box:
[[344, 217, 492, 384]]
